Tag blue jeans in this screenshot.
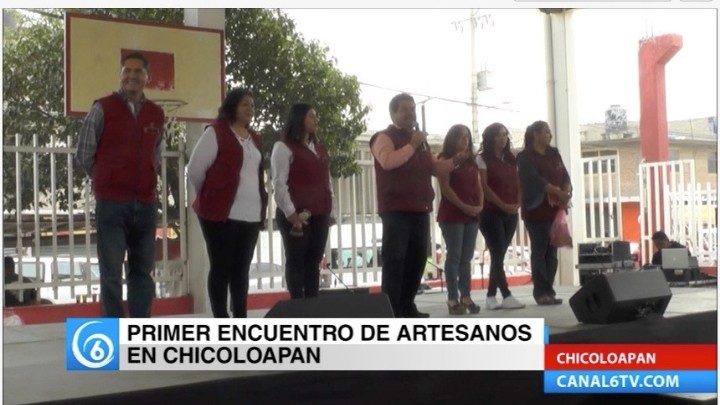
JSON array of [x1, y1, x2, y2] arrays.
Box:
[[439, 221, 479, 301], [524, 220, 558, 301], [479, 211, 518, 298], [96, 199, 157, 317]]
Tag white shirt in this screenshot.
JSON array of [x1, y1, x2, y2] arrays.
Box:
[[187, 126, 262, 222], [271, 140, 335, 219]]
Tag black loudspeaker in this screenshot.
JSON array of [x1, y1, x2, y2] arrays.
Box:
[[318, 287, 370, 296], [570, 270, 672, 324], [264, 293, 394, 318]]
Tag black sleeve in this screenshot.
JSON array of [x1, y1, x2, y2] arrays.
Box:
[[651, 251, 662, 265]]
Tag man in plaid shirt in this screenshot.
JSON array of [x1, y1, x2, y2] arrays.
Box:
[[76, 52, 164, 318]]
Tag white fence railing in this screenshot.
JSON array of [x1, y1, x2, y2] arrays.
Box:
[[638, 160, 717, 266], [580, 155, 623, 244], [3, 135, 186, 304], [4, 140, 535, 303], [8, 139, 716, 305]]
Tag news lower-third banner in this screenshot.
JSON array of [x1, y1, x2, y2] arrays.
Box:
[[544, 343, 717, 394], [66, 318, 544, 371]]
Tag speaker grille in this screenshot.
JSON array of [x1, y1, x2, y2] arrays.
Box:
[[570, 270, 672, 324]]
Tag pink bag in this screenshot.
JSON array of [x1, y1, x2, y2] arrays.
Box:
[[549, 209, 572, 248]]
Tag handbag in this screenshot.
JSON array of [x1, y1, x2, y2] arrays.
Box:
[[549, 209, 572, 248]]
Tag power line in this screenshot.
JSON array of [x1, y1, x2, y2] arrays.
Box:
[[357, 81, 516, 112]]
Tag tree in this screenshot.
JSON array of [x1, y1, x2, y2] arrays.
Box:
[[3, 10, 83, 213], [224, 9, 368, 177], [2, 8, 368, 218]]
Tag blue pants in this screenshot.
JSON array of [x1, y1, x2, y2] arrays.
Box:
[[96, 199, 157, 317], [439, 221, 479, 301]]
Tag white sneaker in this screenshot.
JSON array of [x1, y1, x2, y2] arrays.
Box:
[[501, 295, 526, 309], [486, 296, 501, 310]]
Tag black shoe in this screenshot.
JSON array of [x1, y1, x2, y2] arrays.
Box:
[[536, 295, 563, 306], [404, 310, 430, 318], [403, 305, 430, 318], [401, 303, 430, 318]]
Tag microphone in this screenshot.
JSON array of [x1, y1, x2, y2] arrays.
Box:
[[414, 122, 427, 152]]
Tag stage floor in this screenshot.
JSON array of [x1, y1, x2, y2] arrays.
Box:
[[3, 284, 717, 405]]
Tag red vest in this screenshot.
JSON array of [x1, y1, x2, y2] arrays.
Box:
[[192, 122, 268, 222], [483, 156, 519, 212], [285, 140, 331, 215], [370, 126, 435, 214], [93, 93, 164, 203], [437, 162, 481, 223]]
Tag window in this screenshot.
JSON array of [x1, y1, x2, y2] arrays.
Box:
[[709, 152, 718, 174], [17, 262, 44, 282], [668, 149, 680, 161], [582, 150, 617, 174], [54, 261, 85, 281]]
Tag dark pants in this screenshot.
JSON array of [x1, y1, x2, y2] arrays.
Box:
[[524, 220, 558, 301], [199, 218, 261, 318], [276, 208, 330, 299], [479, 211, 518, 298], [96, 199, 157, 318], [380, 212, 429, 317]]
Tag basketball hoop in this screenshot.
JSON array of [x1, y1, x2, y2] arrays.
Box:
[[154, 98, 188, 115], [154, 99, 188, 131]]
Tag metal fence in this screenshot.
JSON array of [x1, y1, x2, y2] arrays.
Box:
[[638, 160, 717, 265], [3, 140, 535, 304], [3, 134, 187, 304], [580, 155, 623, 243]]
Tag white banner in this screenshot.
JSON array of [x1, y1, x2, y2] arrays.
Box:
[[114, 318, 545, 371]]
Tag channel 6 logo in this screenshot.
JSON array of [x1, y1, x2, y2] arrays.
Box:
[[66, 318, 119, 371]]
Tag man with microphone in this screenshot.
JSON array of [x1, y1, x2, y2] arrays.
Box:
[[370, 93, 468, 318]]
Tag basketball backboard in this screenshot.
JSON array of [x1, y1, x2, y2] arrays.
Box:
[[661, 248, 690, 270], [65, 13, 224, 122]]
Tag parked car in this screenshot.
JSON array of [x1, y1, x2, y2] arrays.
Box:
[[329, 247, 381, 270], [12, 256, 101, 304]]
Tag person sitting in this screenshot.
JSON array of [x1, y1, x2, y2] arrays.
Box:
[[4, 256, 38, 306], [650, 231, 688, 266]]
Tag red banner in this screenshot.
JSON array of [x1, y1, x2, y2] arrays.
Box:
[[545, 344, 716, 370]]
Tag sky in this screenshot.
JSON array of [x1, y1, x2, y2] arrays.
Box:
[[282, 8, 718, 136]]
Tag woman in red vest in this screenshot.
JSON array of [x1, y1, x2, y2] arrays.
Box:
[[271, 103, 333, 299], [187, 88, 268, 317], [477, 123, 526, 310], [517, 120, 572, 306], [437, 124, 484, 315]]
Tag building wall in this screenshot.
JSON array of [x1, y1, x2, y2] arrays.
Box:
[[667, 144, 718, 187], [582, 141, 717, 198]]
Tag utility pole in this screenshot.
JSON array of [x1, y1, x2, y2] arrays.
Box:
[[470, 9, 478, 140], [453, 10, 493, 143]]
